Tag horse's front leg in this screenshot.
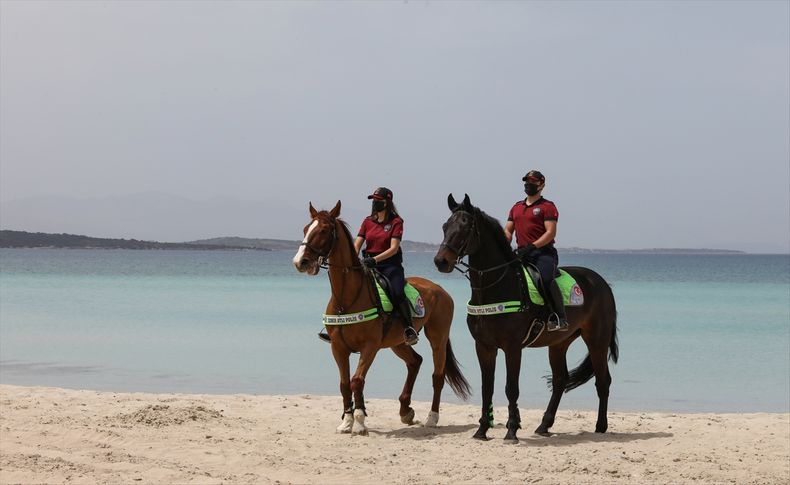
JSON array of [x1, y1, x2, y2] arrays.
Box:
[[390, 343, 423, 425], [350, 345, 381, 436], [473, 340, 497, 440], [331, 343, 354, 433], [503, 346, 522, 443]]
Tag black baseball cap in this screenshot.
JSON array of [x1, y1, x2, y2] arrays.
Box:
[[522, 170, 545, 183], [367, 187, 393, 200]]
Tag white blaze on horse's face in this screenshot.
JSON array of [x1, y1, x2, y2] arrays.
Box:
[[293, 220, 319, 272]]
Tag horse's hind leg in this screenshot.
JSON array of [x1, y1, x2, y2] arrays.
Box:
[[473, 341, 497, 440], [390, 343, 423, 425], [535, 338, 574, 436], [423, 327, 450, 427], [589, 346, 611, 433], [503, 345, 523, 443]]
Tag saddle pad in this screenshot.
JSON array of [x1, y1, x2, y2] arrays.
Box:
[[375, 280, 426, 318], [522, 267, 584, 307]]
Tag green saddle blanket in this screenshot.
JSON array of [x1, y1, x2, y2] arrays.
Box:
[[523, 267, 584, 307], [375, 280, 426, 318]]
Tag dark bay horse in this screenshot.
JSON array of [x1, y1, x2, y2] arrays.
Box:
[[433, 194, 618, 443], [293, 201, 470, 435]]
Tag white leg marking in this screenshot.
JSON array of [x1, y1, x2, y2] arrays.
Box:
[[352, 408, 368, 436], [336, 412, 354, 434], [293, 220, 318, 269], [425, 410, 440, 428]]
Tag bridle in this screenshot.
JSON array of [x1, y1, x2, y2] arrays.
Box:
[[299, 217, 341, 267], [438, 209, 480, 264], [440, 209, 520, 294], [300, 215, 373, 314]]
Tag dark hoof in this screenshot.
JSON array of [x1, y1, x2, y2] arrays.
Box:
[[472, 432, 490, 441], [595, 427, 607, 434], [534, 426, 552, 437]]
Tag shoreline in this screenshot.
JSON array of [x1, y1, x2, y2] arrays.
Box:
[[1, 385, 788, 484]]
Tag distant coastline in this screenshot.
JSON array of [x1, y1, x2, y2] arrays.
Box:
[[0, 230, 749, 254]]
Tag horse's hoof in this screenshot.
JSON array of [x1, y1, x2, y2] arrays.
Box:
[[472, 432, 490, 441], [534, 427, 552, 437], [424, 411, 439, 428], [354, 429, 369, 437], [400, 408, 416, 425], [595, 427, 607, 434]]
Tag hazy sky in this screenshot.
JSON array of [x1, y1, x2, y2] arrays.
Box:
[[1, 1, 788, 252]]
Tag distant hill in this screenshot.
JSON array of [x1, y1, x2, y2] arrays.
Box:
[[559, 247, 746, 255], [0, 230, 257, 251], [0, 230, 747, 254]]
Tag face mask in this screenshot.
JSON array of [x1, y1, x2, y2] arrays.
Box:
[[524, 183, 540, 196], [372, 200, 386, 212]]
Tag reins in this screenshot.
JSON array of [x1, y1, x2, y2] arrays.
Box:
[[444, 208, 527, 307], [305, 216, 376, 314]]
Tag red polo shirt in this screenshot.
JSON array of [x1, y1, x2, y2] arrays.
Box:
[[358, 215, 404, 255], [507, 197, 559, 247]]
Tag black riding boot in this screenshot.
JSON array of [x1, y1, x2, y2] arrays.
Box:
[[398, 300, 419, 346], [546, 281, 569, 332]]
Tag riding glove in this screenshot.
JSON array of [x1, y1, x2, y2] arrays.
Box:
[[515, 243, 537, 259], [362, 256, 377, 268]]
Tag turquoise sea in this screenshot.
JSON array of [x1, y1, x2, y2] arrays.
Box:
[[1, 249, 788, 413]]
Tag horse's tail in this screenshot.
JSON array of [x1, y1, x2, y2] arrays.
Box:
[[444, 339, 472, 401]]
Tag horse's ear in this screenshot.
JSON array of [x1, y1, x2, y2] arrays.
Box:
[[462, 193, 472, 210], [447, 193, 459, 211], [329, 200, 341, 218], [309, 202, 318, 218]]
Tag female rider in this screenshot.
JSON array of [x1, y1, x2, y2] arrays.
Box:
[[357, 187, 418, 345], [318, 187, 418, 345]]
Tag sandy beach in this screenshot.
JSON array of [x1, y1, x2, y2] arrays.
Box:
[[0, 384, 788, 484]]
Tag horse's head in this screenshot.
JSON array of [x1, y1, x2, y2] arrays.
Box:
[[434, 193, 479, 273], [293, 200, 341, 275]]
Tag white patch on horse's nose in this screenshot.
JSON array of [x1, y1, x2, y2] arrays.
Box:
[[293, 220, 318, 268]]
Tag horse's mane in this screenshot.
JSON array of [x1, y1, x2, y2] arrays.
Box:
[[472, 206, 514, 258], [317, 211, 357, 256]]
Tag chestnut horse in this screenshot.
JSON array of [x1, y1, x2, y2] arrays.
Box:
[[293, 201, 470, 435], [434, 194, 618, 443]]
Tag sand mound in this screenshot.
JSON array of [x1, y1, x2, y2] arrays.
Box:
[[113, 404, 223, 427]]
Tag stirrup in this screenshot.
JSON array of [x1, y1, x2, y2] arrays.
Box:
[[546, 313, 569, 332], [404, 327, 419, 346], [318, 330, 331, 343]]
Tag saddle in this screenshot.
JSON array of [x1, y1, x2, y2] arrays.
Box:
[[520, 264, 584, 307], [370, 270, 425, 318]]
